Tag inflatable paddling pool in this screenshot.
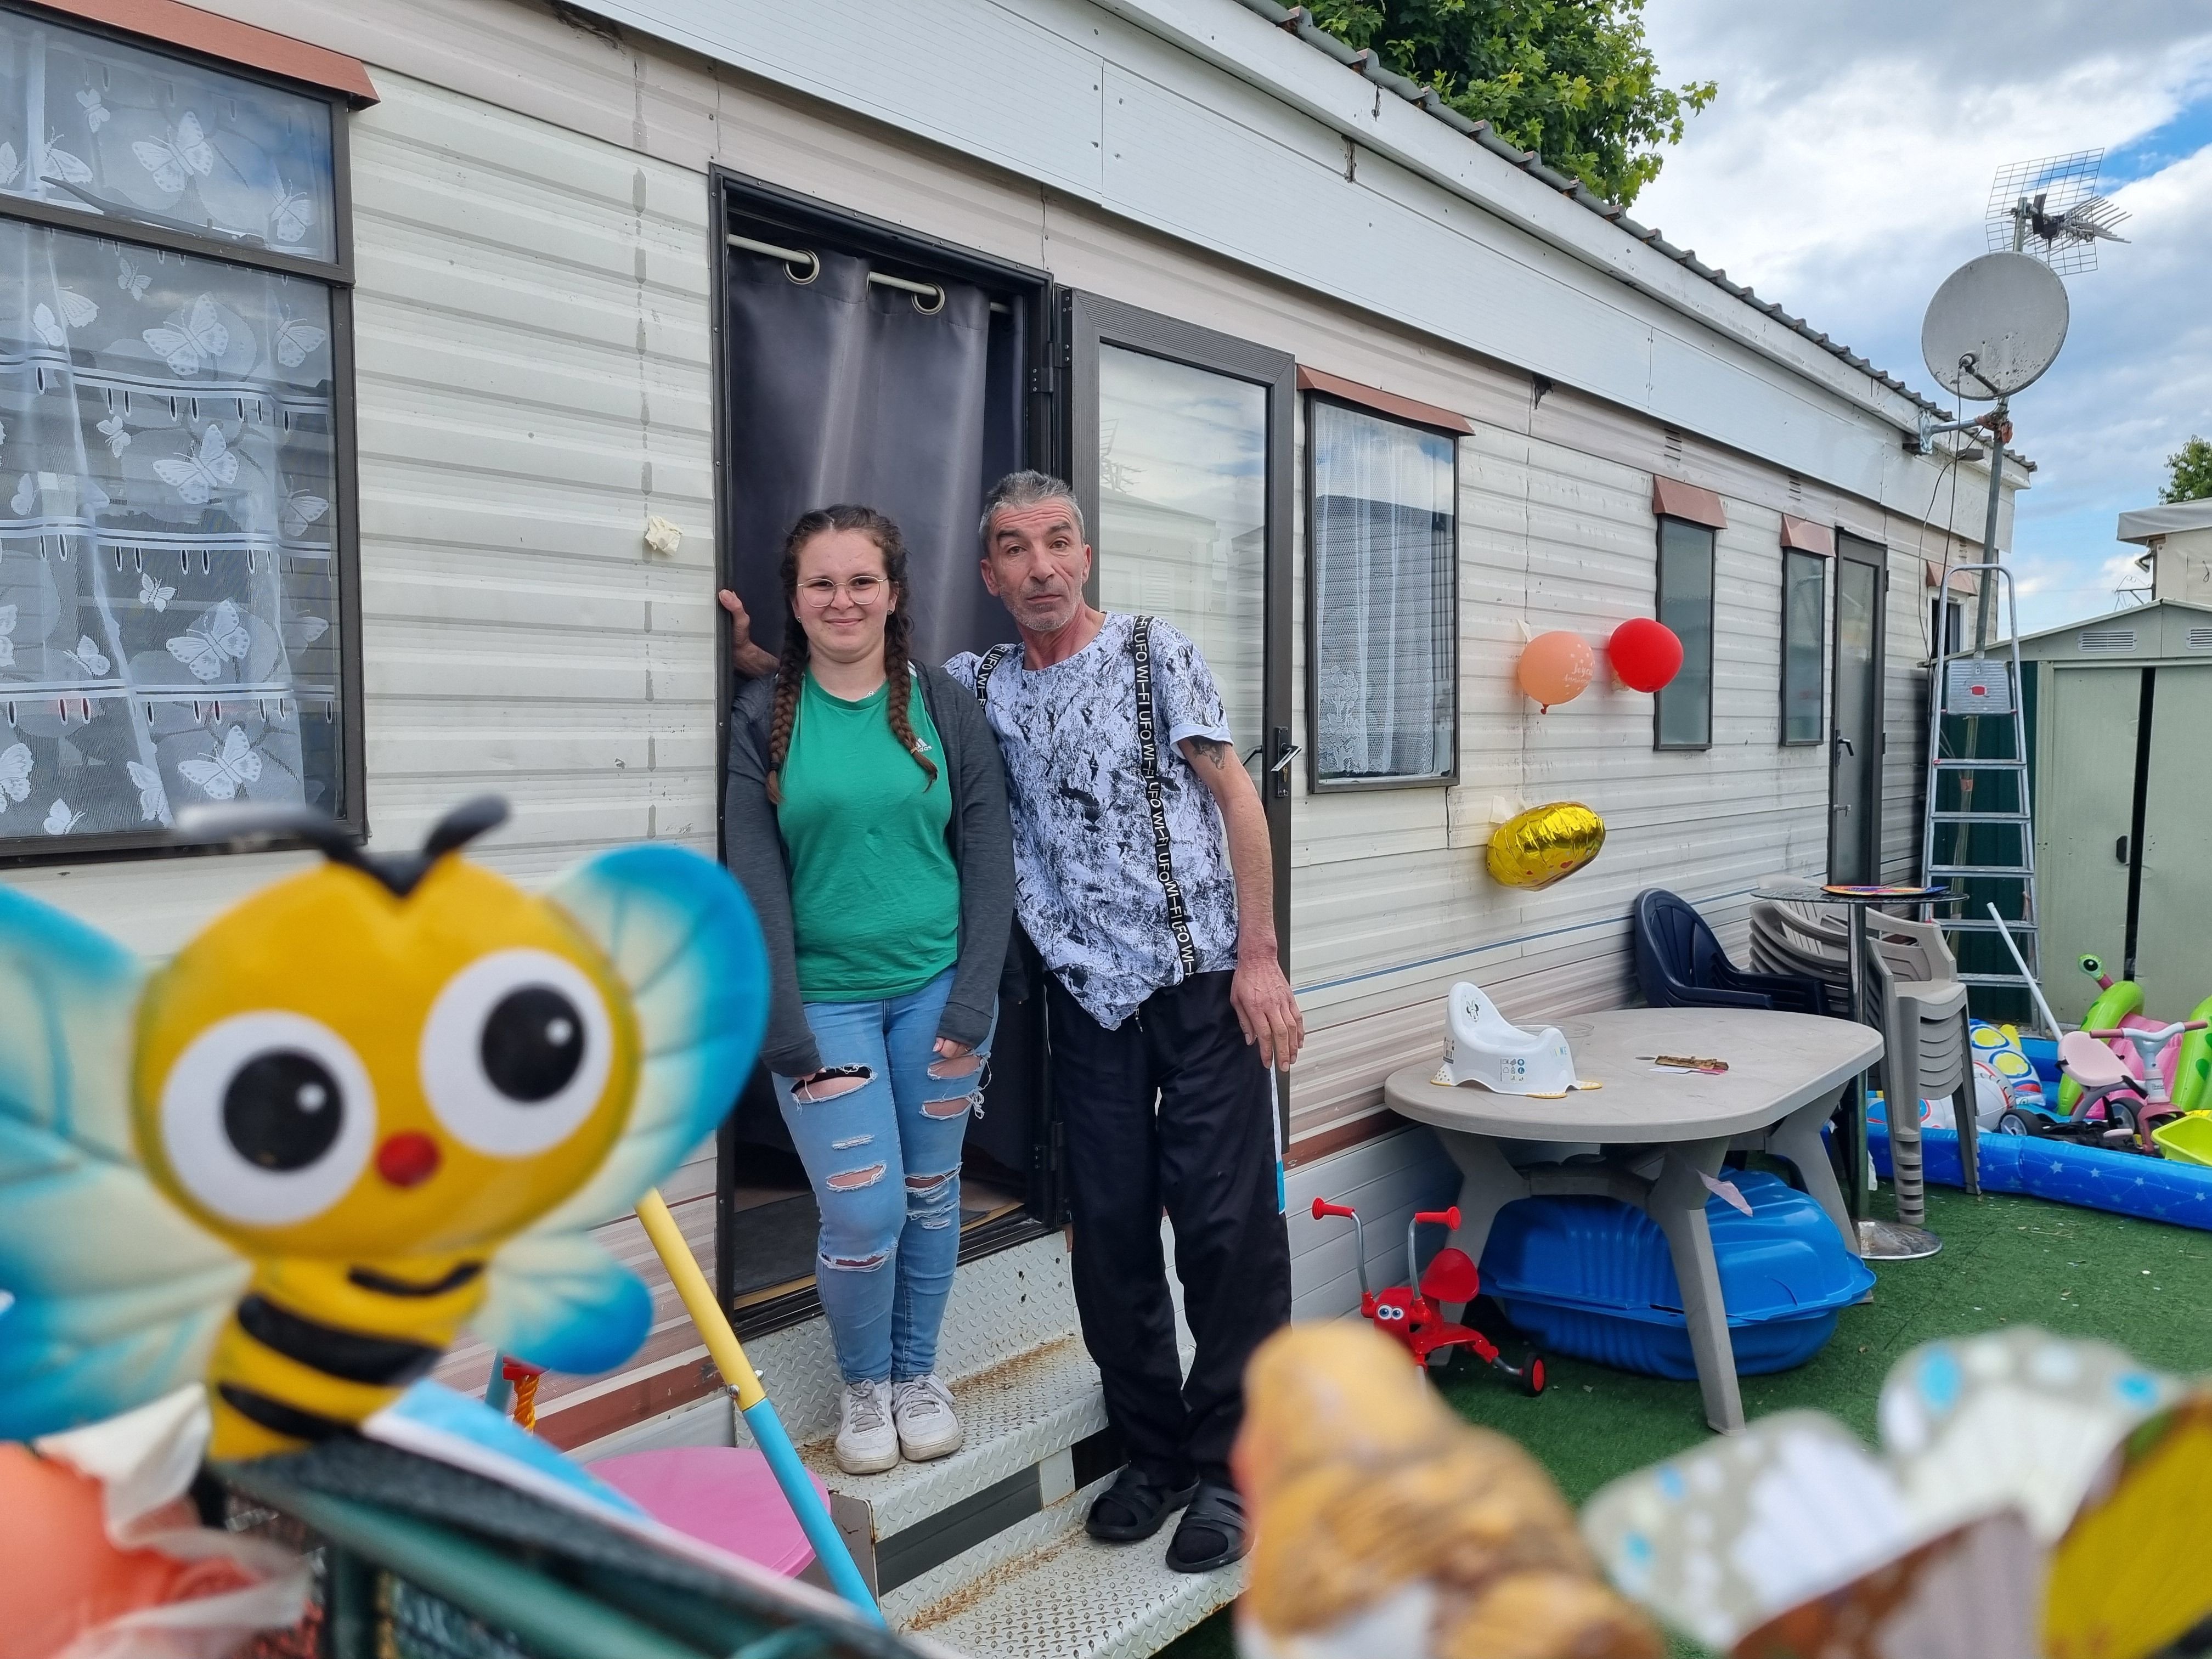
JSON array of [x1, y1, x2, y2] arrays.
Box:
[[1870, 1124, 2212, 1232]]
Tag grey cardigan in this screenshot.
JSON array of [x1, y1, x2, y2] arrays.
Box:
[[724, 662, 1016, 1078]]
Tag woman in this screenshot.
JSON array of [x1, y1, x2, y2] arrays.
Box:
[[723, 505, 1014, 1475]]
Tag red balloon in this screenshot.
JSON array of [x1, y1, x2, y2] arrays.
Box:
[[1609, 618, 1683, 693]]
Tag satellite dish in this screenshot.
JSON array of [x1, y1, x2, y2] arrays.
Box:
[[1921, 252, 2069, 401]]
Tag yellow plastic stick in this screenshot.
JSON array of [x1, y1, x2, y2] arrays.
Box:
[[635, 1188, 878, 1618], [635, 1188, 766, 1410]]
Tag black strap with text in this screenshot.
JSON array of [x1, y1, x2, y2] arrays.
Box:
[[1131, 617, 1201, 977]]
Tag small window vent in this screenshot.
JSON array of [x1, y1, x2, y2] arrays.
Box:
[[2187, 627, 2212, 651], [2079, 628, 2136, 654], [1663, 427, 1684, 466]]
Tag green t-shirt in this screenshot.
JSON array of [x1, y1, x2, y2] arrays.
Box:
[[778, 669, 960, 1003]]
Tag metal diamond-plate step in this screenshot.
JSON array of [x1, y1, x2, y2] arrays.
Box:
[[802, 1331, 1108, 1539], [735, 1233, 1081, 1448], [898, 1518, 1244, 1659], [881, 1471, 1112, 1628]]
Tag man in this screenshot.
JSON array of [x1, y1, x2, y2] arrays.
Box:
[[721, 471, 1299, 1572]]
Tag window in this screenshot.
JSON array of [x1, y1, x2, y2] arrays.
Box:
[[1781, 548, 1825, 744], [1307, 398, 1456, 786], [0, 5, 353, 859], [1931, 593, 1964, 659], [1654, 517, 1714, 748]]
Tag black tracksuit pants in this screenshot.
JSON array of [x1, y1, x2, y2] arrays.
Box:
[[1046, 969, 1293, 1488]]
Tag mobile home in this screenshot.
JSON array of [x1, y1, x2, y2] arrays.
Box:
[[0, 0, 2017, 1650]]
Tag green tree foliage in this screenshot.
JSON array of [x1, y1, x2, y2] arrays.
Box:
[[1308, 0, 1715, 207], [2160, 436, 2212, 504]]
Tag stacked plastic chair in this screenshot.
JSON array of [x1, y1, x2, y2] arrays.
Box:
[[1863, 942, 1976, 1224], [1747, 879, 1980, 1210]]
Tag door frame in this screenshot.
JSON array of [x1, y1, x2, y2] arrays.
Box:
[[1829, 531, 1889, 882], [1061, 290, 1297, 964], [707, 169, 1065, 1325]]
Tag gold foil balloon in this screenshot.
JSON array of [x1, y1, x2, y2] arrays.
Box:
[[1487, 803, 1606, 890]]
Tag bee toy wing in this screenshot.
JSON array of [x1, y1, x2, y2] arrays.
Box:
[[475, 844, 768, 1373], [0, 888, 249, 1438]]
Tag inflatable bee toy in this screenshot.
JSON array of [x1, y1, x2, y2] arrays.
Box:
[[0, 798, 766, 1459]]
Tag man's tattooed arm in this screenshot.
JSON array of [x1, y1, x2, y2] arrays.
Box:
[[1184, 736, 1228, 770]]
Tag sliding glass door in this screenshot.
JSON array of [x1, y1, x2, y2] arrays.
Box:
[[1065, 294, 1295, 956]]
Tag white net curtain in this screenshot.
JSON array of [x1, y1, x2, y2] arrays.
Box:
[[1310, 400, 1455, 783], [0, 12, 341, 848]]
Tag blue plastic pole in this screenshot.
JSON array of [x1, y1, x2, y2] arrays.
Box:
[[738, 1395, 877, 1620], [635, 1190, 880, 1623]]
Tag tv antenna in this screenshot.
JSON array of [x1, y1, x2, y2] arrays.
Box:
[[1987, 149, 2130, 274]]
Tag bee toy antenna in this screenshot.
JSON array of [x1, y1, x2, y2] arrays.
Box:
[[175, 795, 510, 899]]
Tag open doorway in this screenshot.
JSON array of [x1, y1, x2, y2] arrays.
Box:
[[710, 172, 1058, 1333]]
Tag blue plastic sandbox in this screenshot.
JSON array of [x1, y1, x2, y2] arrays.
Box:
[[1871, 1124, 2212, 1232], [1477, 1171, 1875, 1380]]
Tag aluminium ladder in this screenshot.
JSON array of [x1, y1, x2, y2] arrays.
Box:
[[1918, 559, 2042, 1015]]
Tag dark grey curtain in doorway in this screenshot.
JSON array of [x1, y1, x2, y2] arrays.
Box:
[[723, 247, 1024, 666]]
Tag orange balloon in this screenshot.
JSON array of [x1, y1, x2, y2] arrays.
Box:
[[1517, 631, 1595, 710]]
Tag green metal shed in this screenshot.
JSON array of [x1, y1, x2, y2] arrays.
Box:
[[2021, 596, 2212, 1025]]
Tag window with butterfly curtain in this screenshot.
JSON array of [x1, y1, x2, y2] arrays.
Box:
[[0, 4, 353, 856]]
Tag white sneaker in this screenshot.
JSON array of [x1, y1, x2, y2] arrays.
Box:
[[834, 1379, 899, 1475], [891, 1374, 963, 1463]]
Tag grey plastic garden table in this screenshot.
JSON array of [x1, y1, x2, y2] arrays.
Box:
[[1383, 1007, 1883, 1434]]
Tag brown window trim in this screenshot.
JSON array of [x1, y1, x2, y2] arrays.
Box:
[[19, 0, 377, 102], [1296, 365, 1472, 436], [1651, 475, 1727, 530], [1781, 514, 1835, 557]]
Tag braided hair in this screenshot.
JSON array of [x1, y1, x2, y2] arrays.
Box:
[[765, 504, 939, 804]]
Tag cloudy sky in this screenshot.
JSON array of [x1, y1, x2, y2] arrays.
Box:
[[1634, 2, 2212, 635]]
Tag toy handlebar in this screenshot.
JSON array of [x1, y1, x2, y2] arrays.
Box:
[[1413, 1206, 1463, 1230], [2086, 1022, 2208, 1040], [1311, 1197, 1370, 1298]]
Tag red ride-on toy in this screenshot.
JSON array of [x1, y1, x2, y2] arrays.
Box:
[[1311, 1197, 1545, 1396]]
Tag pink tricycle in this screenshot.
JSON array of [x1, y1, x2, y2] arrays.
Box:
[[2061, 1019, 2211, 1152]]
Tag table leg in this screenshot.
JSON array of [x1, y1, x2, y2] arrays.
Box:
[[1644, 1136, 1743, 1434], [1764, 1091, 1860, 1259], [1844, 905, 1870, 1222], [1432, 1131, 1531, 1266]]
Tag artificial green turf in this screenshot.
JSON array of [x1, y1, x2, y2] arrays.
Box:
[[1159, 1183, 2212, 1659]]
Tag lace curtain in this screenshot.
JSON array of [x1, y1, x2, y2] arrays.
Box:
[[1311, 400, 1455, 782], [0, 13, 341, 849]]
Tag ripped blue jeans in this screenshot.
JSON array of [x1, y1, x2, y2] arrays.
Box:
[[774, 968, 992, 1384]]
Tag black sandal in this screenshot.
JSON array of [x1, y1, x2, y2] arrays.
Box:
[[1165, 1480, 1247, 1573], [1085, 1466, 1198, 1543]]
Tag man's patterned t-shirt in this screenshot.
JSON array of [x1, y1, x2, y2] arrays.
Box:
[[946, 613, 1238, 1029]]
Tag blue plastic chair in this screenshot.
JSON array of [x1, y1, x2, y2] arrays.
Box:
[[1633, 889, 1831, 1017]]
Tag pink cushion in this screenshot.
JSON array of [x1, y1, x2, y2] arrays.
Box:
[[588, 1447, 828, 1578]]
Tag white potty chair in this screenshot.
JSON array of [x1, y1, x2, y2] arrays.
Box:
[[1432, 981, 1591, 1098]]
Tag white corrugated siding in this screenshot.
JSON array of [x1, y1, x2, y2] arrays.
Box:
[[1286, 416, 1838, 1139], [350, 71, 718, 877]]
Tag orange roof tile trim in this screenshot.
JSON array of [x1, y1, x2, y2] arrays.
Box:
[[1651, 476, 1726, 530], [1780, 515, 1835, 557], [27, 0, 377, 102], [1296, 365, 1474, 435]]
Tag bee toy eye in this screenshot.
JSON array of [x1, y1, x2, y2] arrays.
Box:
[[420, 949, 614, 1156], [160, 1011, 376, 1226]]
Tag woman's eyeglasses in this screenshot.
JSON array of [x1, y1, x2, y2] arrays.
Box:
[[798, 574, 888, 607]]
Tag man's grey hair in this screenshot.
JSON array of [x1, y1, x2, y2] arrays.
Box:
[[979, 470, 1085, 549]]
